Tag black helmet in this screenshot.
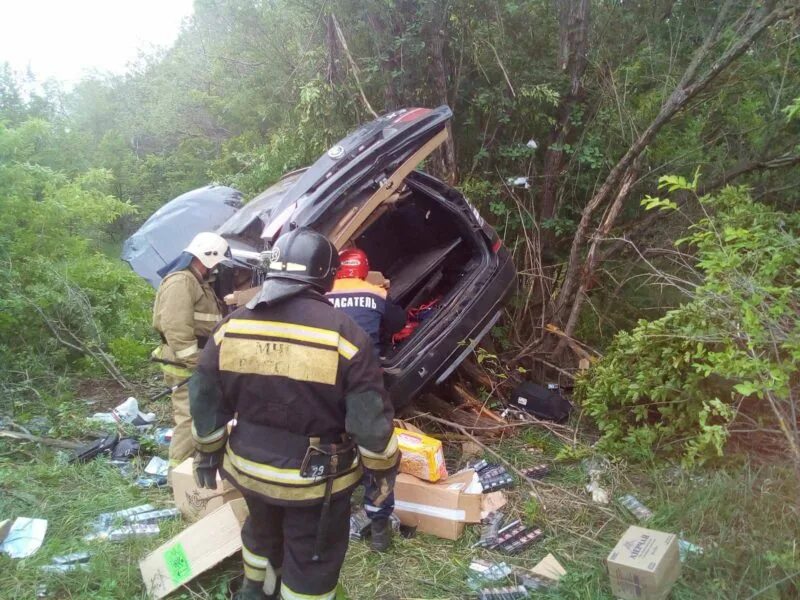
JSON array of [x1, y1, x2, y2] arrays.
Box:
[[247, 228, 339, 309], [265, 227, 339, 292]]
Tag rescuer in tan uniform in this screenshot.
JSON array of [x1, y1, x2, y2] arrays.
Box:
[[152, 232, 231, 475]]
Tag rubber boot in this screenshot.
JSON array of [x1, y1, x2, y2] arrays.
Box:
[[233, 578, 269, 600], [370, 517, 392, 552]]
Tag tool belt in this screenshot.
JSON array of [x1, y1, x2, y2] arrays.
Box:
[[228, 421, 359, 476], [300, 437, 357, 480]]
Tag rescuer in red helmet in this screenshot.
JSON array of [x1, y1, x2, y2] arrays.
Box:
[[327, 247, 405, 551]]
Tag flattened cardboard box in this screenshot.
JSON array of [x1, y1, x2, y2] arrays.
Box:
[[607, 525, 681, 600], [140, 498, 249, 599], [394, 470, 501, 540], [172, 457, 242, 521]]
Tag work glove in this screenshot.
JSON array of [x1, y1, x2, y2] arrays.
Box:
[[193, 451, 222, 489]]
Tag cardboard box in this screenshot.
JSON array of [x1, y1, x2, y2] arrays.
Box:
[[172, 457, 242, 521], [395, 427, 448, 482], [140, 498, 249, 599], [607, 526, 681, 600], [394, 470, 486, 540]]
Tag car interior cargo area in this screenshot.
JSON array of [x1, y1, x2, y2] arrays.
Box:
[[349, 186, 485, 353]]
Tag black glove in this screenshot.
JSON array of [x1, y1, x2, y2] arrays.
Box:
[[193, 451, 222, 489]]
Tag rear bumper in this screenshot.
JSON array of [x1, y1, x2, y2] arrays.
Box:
[[385, 252, 516, 409]]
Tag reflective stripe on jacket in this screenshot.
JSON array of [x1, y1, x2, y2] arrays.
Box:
[[152, 268, 222, 370], [189, 291, 399, 506]]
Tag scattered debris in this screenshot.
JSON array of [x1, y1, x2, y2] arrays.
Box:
[[396, 427, 447, 482], [506, 176, 531, 189], [348, 508, 401, 541], [475, 462, 514, 493], [84, 523, 160, 542], [478, 585, 529, 599], [128, 508, 181, 525], [151, 427, 173, 446], [135, 475, 168, 489], [90, 397, 156, 427], [475, 511, 505, 548], [109, 459, 135, 478], [144, 456, 169, 477], [530, 553, 566, 582], [678, 537, 704, 561], [516, 572, 553, 592], [583, 457, 610, 505], [0, 517, 48, 558], [618, 494, 654, 522], [468, 559, 513, 588], [478, 518, 545, 554], [41, 552, 91, 574], [40, 563, 89, 574], [521, 464, 549, 480], [53, 551, 91, 565], [90, 504, 156, 532], [607, 526, 681, 600]]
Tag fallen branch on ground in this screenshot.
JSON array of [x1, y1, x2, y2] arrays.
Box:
[[0, 429, 83, 449]]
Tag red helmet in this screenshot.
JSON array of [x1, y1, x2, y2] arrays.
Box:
[[337, 248, 369, 280]]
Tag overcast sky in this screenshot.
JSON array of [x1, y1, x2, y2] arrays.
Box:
[[0, 0, 194, 84]]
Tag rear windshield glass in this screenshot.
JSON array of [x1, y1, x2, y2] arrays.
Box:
[[217, 172, 303, 246]]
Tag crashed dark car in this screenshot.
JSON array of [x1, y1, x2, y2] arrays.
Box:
[[124, 106, 516, 408]]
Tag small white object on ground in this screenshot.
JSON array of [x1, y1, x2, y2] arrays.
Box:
[[0, 517, 48, 558], [145, 456, 169, 477], [90, 397, 156, 426]]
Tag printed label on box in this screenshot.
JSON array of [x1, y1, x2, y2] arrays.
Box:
[[164, 543, 192, 584]]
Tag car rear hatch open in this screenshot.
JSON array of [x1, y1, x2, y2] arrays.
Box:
[[260, 106, 452, 247]]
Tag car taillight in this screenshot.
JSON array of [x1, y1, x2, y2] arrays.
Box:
[[492, 238, 502, 253]]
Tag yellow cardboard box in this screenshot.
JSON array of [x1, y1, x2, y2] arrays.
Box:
[[395, 427, 447, 482]]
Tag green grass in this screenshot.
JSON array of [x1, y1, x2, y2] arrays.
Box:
[[2, 412, 800, 599]]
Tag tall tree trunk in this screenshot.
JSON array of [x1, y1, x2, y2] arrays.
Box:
[[424, 3, 458, 184], [366, 10, 404, 111], [539, 0, 590, 224], [325, 14, 342, 85]]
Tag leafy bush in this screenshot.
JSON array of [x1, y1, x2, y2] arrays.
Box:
[[0, 119, 154, 406], [577, 185, 800, 467]]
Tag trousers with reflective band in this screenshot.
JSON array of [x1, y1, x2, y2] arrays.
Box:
[[241, 492, 350, 599]]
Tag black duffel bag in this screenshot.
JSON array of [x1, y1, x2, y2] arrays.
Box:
[[511, 381, 573, 423]]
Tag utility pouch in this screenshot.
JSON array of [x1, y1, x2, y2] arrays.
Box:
[[300, 439, 356, 480]]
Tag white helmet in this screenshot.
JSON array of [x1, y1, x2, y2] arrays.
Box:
[[183, 232, 231, 269]]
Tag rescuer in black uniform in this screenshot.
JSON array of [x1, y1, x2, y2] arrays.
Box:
[[189, 227, 399, 600]]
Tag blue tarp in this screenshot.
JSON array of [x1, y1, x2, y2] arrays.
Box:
[[121, 185, 243, 288]]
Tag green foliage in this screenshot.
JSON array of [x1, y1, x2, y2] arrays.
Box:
[[0, 119, 154, 403], [578, 186, 800, 466]]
